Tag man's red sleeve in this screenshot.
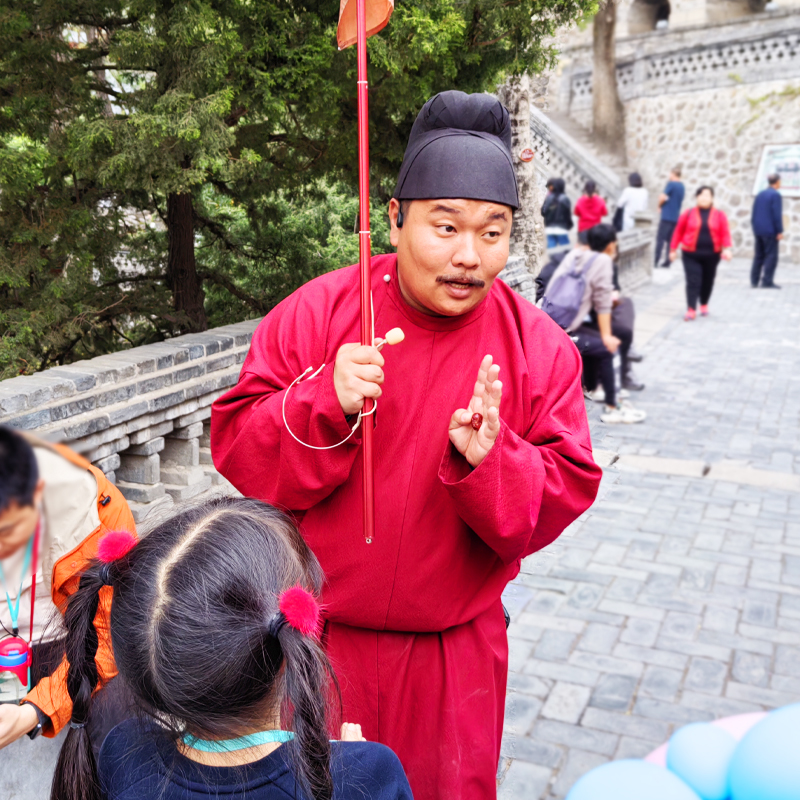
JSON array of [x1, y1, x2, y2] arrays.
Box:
[[211, 291, 361, 509], [439, 333, 601, 566]]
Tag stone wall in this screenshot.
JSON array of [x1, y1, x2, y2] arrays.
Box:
[[0, 321, 259, 522], [547, 10, 800, 259], [626, 79, 800, 263]]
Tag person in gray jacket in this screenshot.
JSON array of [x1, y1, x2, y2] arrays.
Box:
[[546, 224, 646, 424]]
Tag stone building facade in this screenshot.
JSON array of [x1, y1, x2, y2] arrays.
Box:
[[549, 2, 800, 260]]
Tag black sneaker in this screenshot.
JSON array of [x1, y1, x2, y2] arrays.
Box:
[[762, 284, 782, 289]]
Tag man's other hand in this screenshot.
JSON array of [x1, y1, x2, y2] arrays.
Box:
[[449, 355, 502, 469], [340, 722, 366, 741], [777, 233, 784, 241], [602, 334, 621, 355], [334, 343, 385, 415], [0, 702, 38, 749]]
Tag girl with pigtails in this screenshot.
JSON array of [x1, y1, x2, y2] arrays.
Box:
[[50, 497, 412, 800]]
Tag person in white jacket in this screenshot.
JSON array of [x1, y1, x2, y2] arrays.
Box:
[[616, 173, 649, 231]]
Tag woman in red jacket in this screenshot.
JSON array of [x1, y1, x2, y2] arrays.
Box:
[[670, 186, 732, 320], [574, 180, 608, 233]]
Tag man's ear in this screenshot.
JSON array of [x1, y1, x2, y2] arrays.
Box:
[[33, 478, 44, 507], [388, 198, 402, 247]]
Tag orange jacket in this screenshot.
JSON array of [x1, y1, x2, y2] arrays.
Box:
[[24, 441, 136, 737]]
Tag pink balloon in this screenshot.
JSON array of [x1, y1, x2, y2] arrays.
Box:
[[645, 713, 769, 768]]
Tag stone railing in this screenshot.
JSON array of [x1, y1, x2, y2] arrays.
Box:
[[617, 216, 655, 294], [564, 14, 800, 115], [1, 235, 653, 523], [530, 104, 623, 206], [0, 320, 259, 522]]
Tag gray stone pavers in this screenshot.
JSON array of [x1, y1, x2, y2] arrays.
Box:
[[499, 260, 800, 799]]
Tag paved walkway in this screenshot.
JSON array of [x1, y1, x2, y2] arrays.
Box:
[[4, 259, 799, 799], [498, 258, 800, 798]]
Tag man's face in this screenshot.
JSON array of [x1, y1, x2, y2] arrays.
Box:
[[0, 482, 43, 561], [389, 198, 512, 317]]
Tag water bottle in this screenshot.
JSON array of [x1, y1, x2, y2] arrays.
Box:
[[0, 637, 30, 704]]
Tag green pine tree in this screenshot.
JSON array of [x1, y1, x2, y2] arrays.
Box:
[[0, 0, 595, 378]]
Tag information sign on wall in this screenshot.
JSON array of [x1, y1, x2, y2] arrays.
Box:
[[753, 144, 800, 198]]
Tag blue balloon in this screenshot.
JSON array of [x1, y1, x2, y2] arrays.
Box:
[[667, 722, 737, 800], [729, 703, 800, 800], [567, 759, 702, 800]]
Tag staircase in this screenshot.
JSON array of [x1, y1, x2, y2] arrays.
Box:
[[530, 104, 625, 209]]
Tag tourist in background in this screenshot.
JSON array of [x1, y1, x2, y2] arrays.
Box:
[[615, 173, 649, 232], [543, 224, 646, 424], [655, 167, 685, 268], [670, 186, 732, 321], [750, 173, 784, 289], [574, 181, 608, 234], [541, 177, 573, 248]]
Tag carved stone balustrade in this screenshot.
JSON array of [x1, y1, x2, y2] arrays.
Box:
[[0, 320, 259, 522]]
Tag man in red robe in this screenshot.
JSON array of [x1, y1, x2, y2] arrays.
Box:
[[212, 91, 601, 798]]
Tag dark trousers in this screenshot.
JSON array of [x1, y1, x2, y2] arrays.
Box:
[[574, 326, 615, 407], [682, 251, 721, 310], [655, 219, 677, 266], [31, 638, 133, 758], [751, 235, 779, 287]]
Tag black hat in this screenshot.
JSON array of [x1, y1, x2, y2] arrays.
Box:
[[393, 91, 519, 210]]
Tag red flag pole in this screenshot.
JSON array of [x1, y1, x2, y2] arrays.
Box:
[[356, 0, 375, 545]]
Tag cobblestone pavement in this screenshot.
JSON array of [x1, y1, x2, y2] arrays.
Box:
[[4, 260, 798, 800], [498, 258, 800, 799]]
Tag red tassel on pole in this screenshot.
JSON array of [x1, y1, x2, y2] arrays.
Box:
[[355, 0, 375, 545]]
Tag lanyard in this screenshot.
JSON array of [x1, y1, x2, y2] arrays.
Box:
[[183, 729, 295, 753], [0, 521, 39, 641]]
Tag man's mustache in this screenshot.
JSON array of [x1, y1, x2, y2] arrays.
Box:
[[436, 274, 486, 288]]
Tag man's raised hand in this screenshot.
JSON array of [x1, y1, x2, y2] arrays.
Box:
[[334, 343, 385, 415], [449, 355, 502, 469]]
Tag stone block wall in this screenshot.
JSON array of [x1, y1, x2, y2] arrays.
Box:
[[547, 11, 800, 260], [626, 79, 800, 263], [0, 320, 260, 522]]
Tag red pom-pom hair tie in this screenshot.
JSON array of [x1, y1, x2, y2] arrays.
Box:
[[97, 530, 137, 563], [276, 586, 322, 639]]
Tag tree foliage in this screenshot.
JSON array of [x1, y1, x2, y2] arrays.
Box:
[[0, 0, 594, 378]]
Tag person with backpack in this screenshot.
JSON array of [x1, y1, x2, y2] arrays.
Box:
[[51, 497, 412, 800], [541, 224, 646, 425], [541, 177, 573, 248], [0, 425, 135, 751]]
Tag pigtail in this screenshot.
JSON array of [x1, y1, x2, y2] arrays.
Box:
[[269, 586, 336, 800], [50, 567, 105, 800], [278, 629, 335, 800], [51, 531, 136, 800]]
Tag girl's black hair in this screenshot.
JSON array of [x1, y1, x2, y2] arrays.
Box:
[[696, 185, 715, 197], [51, 497, 338, 800], [0, 425, 39, 513], [583, 180, 597, 197], [628, 172, 643, 188]]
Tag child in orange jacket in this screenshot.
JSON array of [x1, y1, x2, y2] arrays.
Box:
[[0, 425, 135, 747]]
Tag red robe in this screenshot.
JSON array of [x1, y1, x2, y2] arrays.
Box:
[[211, 253, 601, 799]]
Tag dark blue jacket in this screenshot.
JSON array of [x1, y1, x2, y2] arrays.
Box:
[[751, 187, 783, 237], [99, 720, 414, 800]]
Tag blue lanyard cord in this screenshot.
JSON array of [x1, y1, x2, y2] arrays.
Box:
[[183, 730, 296, 753], [0, 535, 34, 635]]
